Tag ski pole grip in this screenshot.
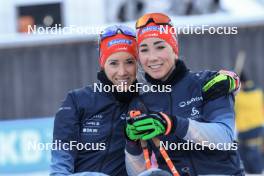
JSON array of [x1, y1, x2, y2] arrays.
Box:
[[129, 110, 141, 118]]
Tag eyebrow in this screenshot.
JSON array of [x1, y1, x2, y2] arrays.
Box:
[[139, 40, 164, 47], [126, 57, 135, 61], [108, 59, 118, 62], [153, 41, 164, 45], [139, 43, 147, 47]]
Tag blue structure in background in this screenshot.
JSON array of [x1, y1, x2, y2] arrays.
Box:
[[0, 117, 54, 174]]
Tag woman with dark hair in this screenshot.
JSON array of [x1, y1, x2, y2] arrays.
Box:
[[125, 13, 243, 176]]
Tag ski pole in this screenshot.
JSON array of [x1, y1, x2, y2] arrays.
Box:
[[129, 110, 180, 176], [129, 111, 151, 169], [152, 137, 180, 176]]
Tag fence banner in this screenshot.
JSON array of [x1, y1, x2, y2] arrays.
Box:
[[0, 117, 54, 174]]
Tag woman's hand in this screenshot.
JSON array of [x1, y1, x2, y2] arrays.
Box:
[[126, 111, 173, 140], [202, 70, 240, 101]]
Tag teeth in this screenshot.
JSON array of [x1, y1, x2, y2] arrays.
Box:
[[117, 80, 129, 84], [149, 64, 162, 69]]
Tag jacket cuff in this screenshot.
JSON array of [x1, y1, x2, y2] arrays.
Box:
[[125, 140, 142, 155], [172, 116, 189, 138]]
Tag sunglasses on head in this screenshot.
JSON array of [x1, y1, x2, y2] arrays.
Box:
[[99, 25, 136, 57], [136, 13, 172, 29], [100, 25, 136, 41]]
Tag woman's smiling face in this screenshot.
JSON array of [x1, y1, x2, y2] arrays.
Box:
[[104, 51, 137, 91], [138, 37, 178, 80]]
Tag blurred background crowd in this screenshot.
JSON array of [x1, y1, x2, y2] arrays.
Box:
[[0, 0, 264, 175]]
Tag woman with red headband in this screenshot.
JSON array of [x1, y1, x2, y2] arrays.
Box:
[[50, 25, 138, 176], [125, 13, 244, 176], [49, 23, 226, 176]]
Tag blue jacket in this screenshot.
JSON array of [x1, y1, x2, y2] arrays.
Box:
[[50, 85, 129, 176], [128, 61, 244, 175]]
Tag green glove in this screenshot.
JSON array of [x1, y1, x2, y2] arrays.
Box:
[[125, 123, 145, 141], [134, 119, 165, 140], [126, 111, 173, 140], [202, 70, 240, 101]]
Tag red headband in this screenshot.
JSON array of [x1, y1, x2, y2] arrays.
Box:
[[99, 34, 137, 68], [137, 23, 178, 56]]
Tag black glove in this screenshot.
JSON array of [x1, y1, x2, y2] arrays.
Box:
[[202, 70, 240, 101]]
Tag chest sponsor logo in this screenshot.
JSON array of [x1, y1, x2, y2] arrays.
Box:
[[191, 107, 199, 116], [90, 114, 103, 120], [82, 114, 103, 135], [82, 127, 99, 134], [190, 107, 200, 119], [178, 96, 203, 108]]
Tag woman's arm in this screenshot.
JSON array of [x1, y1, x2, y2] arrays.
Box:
[[184, 116, 234, 145], [125, 150, 146, 176], [125, 140, 146, 176], [50, 92, 80, 175], [183, 95, 236, 150]]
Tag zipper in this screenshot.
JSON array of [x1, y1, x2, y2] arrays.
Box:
[[98, 106, 118, 171], [98, 103, 127, 172], [169, 91, 197, 175], [169, 92, 173, 114]]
